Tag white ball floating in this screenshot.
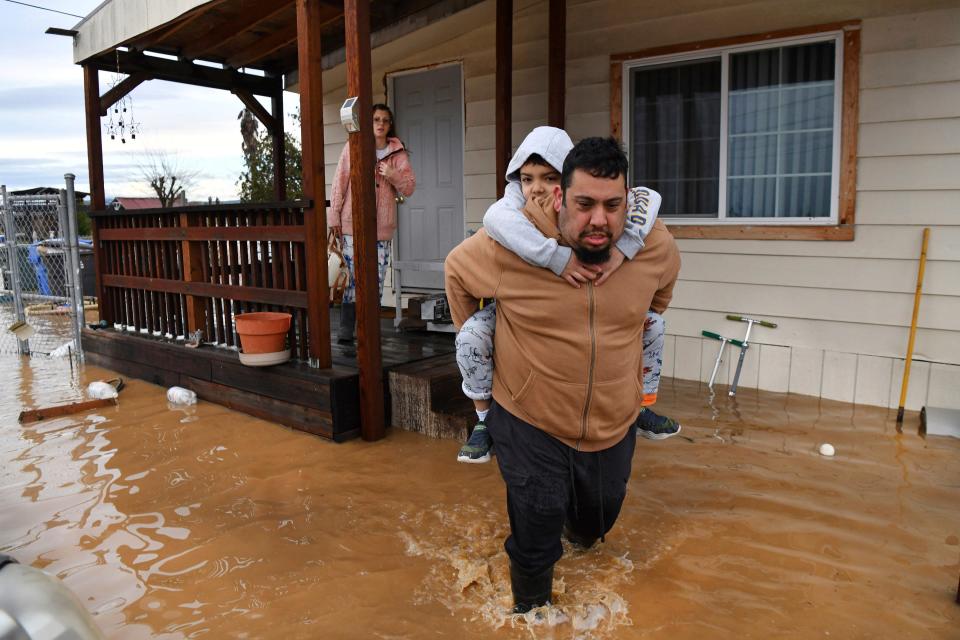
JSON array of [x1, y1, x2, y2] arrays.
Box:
[[819, 443, 836, 457]]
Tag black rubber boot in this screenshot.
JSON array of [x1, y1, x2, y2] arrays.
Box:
[[563, 521, 598, 550], [510, 560, 553, 614], [338, 302, 355, 343]]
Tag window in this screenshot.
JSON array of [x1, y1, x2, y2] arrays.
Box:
[[615, 26, 858, 237], [629, 58, 721, 217]]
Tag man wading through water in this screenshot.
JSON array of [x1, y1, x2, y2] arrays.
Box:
[[444, 137, 681, 613]]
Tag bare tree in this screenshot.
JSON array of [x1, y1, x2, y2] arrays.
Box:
[[136, 151, 200, 207]]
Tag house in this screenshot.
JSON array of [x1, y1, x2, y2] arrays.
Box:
[[305, 0, 960, 413], [108, 195, 188, 210], [67, 0, 960, 437]]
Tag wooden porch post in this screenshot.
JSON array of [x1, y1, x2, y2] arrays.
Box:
[[179, 212, 206, 334], [548, 0, 566, 128], [296, 0, 332, 368], [82, 64, 111, 323], [271, 87, 287, 201], [344, 0, 385, 441], [495, 0, 513, 198]]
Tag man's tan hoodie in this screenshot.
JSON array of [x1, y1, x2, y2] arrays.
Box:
[[445, 194, 681, 452]]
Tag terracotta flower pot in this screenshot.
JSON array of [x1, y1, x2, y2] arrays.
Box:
[[235, 312, 291, 355]]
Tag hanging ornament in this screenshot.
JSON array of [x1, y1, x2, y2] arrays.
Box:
[[103, 49, 141, 144]]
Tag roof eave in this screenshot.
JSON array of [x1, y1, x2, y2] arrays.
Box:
[[72, 0, 214, 64]]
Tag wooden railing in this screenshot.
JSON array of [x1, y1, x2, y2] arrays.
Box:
[[90, 201, 315, 360]]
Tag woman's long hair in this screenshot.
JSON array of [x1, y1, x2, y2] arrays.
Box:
[[372, 103, 397, 140]]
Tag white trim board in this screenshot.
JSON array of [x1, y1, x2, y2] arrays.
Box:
[[662, 332, 960, 411]]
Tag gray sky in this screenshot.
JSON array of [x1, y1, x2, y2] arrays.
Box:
[[0, 0, 292, 201]]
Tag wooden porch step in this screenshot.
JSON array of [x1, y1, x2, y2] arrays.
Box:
[[388, 353, 473, 440], [82, 328, 361, 441], [83, 323, 460, 443]]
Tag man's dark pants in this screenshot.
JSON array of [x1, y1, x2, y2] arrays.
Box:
[[486, 400, 637, 575]]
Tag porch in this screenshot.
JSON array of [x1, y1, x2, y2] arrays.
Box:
[[81, 312, 461, 442], [72, 0, 538, 441], [83, 198, 469, 441]]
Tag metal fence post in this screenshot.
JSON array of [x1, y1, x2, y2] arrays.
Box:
[[2, 185, 30, 355], [57, 189, 75, 361], [64, 175, 85, 362]]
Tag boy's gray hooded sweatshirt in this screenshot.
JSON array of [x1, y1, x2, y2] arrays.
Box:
[[483, 126, 660, 276]]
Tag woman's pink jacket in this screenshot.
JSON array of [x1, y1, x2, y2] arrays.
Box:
[[329, 137, 416, 241]]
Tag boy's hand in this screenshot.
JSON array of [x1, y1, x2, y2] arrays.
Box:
[[562, 255, 602, 288], [594, 249, 626, 287]]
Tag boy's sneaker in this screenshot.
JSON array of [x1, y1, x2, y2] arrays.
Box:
[[457, 422, 493, 463], [635, 407, 681, 440]]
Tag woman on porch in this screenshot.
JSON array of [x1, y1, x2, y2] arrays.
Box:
[[329, 103, 417, 342]]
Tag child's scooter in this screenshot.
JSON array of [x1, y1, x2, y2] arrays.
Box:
[[702, 314, 777, 396]]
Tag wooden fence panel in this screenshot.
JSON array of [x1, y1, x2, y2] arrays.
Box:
[[91, 201, 314, 357]]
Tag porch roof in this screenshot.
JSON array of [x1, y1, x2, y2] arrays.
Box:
[[71, 0, 210, 64], [71, 0, 479, 78]]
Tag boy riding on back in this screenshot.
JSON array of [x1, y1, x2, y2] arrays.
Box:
[[454, 126, 681, 464]]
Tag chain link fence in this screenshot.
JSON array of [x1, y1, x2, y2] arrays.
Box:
[[1, 177, 89, 361]]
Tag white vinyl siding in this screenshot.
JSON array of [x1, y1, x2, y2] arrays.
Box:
[[598, 4, 960, 410], [316, 1, 960, 409]]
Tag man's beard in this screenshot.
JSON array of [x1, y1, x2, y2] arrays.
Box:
[[573, 229, 612, 265]]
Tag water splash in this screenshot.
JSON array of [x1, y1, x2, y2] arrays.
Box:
[[399, 504, 635, 638]]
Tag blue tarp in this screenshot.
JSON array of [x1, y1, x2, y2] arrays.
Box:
[[28, 239, 93, 296], [28, 242, 50, 295]]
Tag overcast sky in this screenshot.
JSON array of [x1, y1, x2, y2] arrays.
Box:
[[0, 0, 293, 202]]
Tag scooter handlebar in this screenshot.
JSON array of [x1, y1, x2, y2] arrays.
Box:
[[725, 314, 777, 329], [702, 330, 744, 347]]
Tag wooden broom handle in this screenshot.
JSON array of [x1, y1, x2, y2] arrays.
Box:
[[897, 227, 930, 424]]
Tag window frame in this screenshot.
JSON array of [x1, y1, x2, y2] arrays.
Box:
[[610, 22, 860, 241]]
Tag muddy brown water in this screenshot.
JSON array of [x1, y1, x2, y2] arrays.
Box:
[[2, 356, 958, 639]]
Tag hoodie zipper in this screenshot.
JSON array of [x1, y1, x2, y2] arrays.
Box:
[[578, 282, 597, 448]]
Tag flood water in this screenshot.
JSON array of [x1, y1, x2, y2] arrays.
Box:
[[0, 300, 83, 356], [2, 355, 958, 639]]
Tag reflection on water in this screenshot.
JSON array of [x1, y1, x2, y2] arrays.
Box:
[[1, 356, 958, 639], [0, 303, 84, 357]]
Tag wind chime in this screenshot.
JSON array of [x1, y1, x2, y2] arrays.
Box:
[[105, 50, 141, 144]]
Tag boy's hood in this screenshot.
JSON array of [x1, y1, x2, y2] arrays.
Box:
[[505, 126, 573, 182]]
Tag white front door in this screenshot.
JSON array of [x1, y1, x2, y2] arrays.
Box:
[[392, 64, 464, 290]]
